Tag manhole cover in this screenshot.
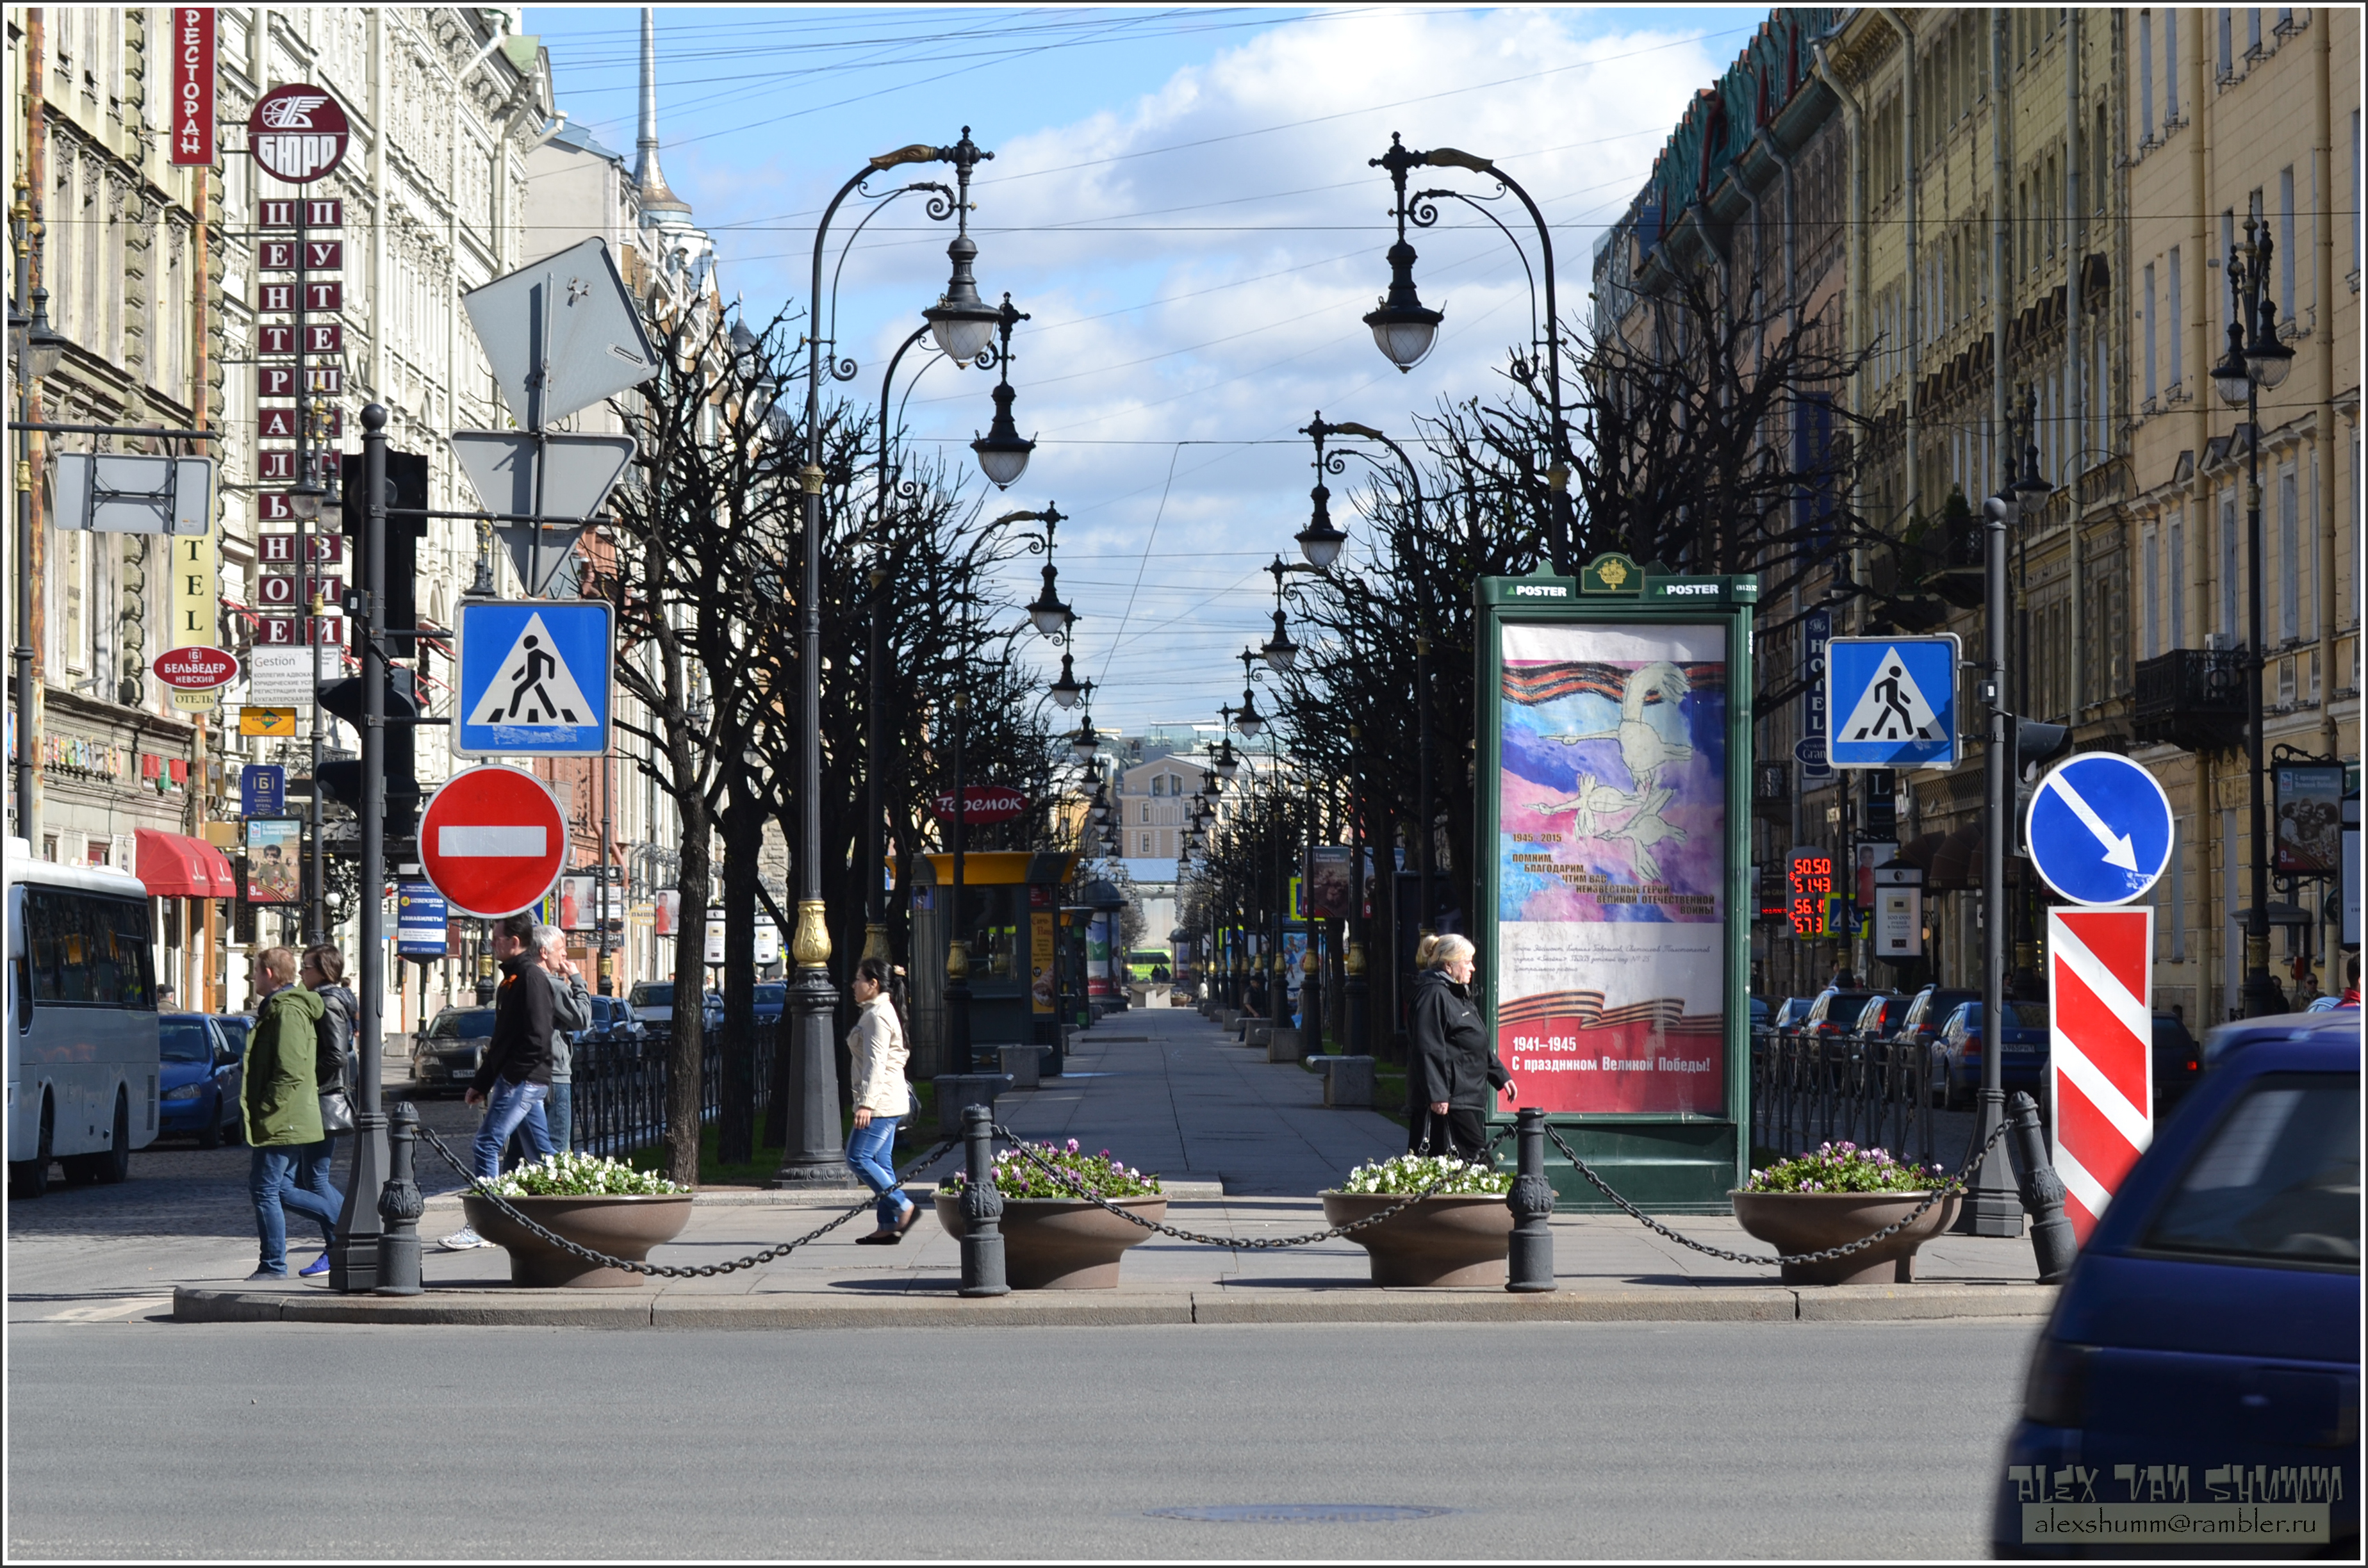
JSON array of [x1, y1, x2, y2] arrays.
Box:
[[1146, 1504, 1450, 1524]]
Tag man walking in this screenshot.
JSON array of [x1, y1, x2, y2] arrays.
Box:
[[438, 912, 555, 1252], [538, 924, 590, 1154], [242, 946, 341, 1280]]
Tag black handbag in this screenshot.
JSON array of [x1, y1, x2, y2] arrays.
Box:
[[318, 1086, 356, 1134]]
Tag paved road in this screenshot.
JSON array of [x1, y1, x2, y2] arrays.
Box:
[[8, 1317, 2032, 1558]]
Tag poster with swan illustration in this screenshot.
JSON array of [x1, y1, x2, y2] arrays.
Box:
[[1493, 621, 1727, 1115]]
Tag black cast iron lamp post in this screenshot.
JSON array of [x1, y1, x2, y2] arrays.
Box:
[[1048, 612, 1085, 709], [780, 126, 994, 1187], [971, 294, 1035, 490], [20, 282, 65, 380], [1296, 474, 1347, 571], [2212, 216, 2296, 1019]]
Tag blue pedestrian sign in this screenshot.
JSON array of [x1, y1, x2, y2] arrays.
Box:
[[1826, 635, 1961, 768], [2024, 752, 2176, 906], [454, 598, 613, 757]]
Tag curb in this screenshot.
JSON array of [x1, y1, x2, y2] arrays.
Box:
[[173, 1280, 2053, 1329]]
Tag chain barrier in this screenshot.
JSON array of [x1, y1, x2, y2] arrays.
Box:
[[413, 1124, 962, 1280], [1543, 1118, 2014, 1268], [983, 1123, 1515, 1250]]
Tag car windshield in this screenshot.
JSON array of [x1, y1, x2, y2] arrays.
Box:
[[2142, 1074, 2359, 1268], [160, 1018, 212, 1062], [429, 1009, 497, 1039], [630, 983, 673, 1009]]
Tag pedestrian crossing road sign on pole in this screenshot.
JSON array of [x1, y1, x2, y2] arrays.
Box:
[[454, 598, 613, 757], [1825, 634, 1961, 768]]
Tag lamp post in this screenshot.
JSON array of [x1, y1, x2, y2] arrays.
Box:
[[1367, 133, 1574, 572], [1962, 391, 2055, 1237], [2212, 216, 2297, 1020], [1344, 720, 1369, 1056], [778, 127, 994, 1188], [10, 171, 66, 844], [1300, 412, 1438, 936]]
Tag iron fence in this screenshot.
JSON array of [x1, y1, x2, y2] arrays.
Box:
[[1750, 1030, 1943, 1171], [569, 1021, 778, 1160]]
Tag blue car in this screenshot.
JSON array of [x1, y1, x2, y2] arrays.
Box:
[[1993, 1008, 2358, 1557], [752, 983, 787, 1025], [1937, 999, 2049, 1109], [156, 1013, 242, 1148]]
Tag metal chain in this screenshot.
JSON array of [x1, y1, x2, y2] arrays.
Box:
[[975, 1123, 1515, 1250], [1544, 1119, 2014, 1268], [413, 1125, 962, 1279]]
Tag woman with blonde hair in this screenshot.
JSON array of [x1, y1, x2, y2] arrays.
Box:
[[1406, 932, 1515, 1158]]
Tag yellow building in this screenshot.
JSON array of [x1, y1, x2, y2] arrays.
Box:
[[2123, 5, 2360, 1018]]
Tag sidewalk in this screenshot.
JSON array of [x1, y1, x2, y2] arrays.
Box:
[[172, 1006, 2055, 1328]]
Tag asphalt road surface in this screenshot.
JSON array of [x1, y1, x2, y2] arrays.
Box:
[[10, 1318, 2034, 1558]]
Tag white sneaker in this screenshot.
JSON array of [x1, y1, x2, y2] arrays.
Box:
[[437, 1226, 488, 1251]]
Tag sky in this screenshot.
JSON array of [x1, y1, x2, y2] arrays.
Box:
[[521, 4, 1763, 737]]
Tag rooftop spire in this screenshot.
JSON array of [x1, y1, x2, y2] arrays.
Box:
[[634, 7, 692, 217]]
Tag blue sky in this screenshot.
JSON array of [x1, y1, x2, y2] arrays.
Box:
[[523, 4, 1764, 735]]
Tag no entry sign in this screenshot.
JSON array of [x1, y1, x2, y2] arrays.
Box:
[[2046, 906, 2155, 1242], [418, 765, 567, 918]]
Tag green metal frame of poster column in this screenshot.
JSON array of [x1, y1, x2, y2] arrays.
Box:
[[1478, 559, 1755, 1213]]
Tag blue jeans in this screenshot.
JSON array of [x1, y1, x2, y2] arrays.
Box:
[[471, 1079, 552, 1182], [845, 1116, 909, 1228], [545, 1082, 571, 1154], [251, 1143, 343, 1273]]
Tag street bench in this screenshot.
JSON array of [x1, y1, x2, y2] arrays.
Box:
[[1305, 1054, 1377, 1107]]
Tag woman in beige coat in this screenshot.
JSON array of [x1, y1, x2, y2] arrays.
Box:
[[846, 956, 919, 1243]]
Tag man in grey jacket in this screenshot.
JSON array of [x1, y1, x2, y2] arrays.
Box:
[[537, 925, 590, 1154]]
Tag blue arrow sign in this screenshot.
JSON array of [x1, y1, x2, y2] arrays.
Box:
[[454, 598, 613, 757], [1826, 635, 1960, 767], [2024, 752, 2176, 905]]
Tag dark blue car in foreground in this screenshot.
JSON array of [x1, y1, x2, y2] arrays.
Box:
[[1994, 1008, 2358, 1558], [156, 1013, 241, 1147]]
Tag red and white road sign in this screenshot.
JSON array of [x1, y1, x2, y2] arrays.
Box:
[[2046, 906, 2155, 1242], [419, 765, 566, 918]]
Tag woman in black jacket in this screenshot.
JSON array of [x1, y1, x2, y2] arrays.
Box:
[[1406, 933, 1515, 1158]]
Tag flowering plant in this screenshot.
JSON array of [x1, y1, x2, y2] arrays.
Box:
[[488, 1151, 687, 1198], [1744, 1142, 1955, 1195], [1336, 1152, 1510, 1196], [939, 1138, 1162, 1200]]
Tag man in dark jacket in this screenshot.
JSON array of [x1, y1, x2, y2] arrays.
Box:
[[1406, 935, 1515, 1159], [439, 911, 555, 1252]]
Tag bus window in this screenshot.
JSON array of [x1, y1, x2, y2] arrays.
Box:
[[24, 890, 153, 1008]]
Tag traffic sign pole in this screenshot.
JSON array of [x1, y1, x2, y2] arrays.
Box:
[[1960, 478, 2024, 1238], [332, 403, 390, 1294]]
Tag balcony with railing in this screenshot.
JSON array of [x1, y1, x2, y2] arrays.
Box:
[[2133, 647, 2248, 753]]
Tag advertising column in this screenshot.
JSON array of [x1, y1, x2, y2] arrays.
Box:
[[1479, 561, 1755, 1212]]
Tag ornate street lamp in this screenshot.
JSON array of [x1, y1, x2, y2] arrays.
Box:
[[2213, 216, 2297, 1019], [998, 502, 1069, 636], [1295, 475, 1347, 571], [971, 294, 1035, 490], [1366, 132, 1574, 571], [1048, 617, 1086, 708], [782, 126, 995, 1187]]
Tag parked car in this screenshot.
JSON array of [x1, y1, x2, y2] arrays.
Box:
[[627, 981, 685, 1026], [2150, 1012, 2203, 1119], [752, 983, 787, 1025], [212, 1012, 254, 1064], [578, 994, 645, 1051], [1800, 989, 1882, 1048], [1936, 999, 2049, 1109], [1993, 1008, 2357, 1558], [411, 1007, 497, 1095], [1846, 993, 1914, 1057], [156, 1013, 242, 1148], [1886, 984, 1980, 1104], [1747, 996, 1772, 1033], [1770, 997, 1818, 1042]]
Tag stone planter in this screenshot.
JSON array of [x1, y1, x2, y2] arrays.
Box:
[[1318, 1192, 1513, 1287], [1729, 1190, 1962, 1286], [933, 1191, 1168, 1289], [460, 1192, 693, 1288], [1265, 1027, 1301, 1063]]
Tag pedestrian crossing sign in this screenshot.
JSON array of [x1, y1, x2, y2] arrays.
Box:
[[454, 598, 613, 758], [1825, 634, 1960, 769]]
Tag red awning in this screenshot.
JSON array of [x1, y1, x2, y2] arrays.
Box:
[[136, 828, 238, 898]]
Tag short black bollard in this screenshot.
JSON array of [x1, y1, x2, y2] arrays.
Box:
[[2007, 1092, 2078, 1284], [1506, 1106, 1557, 1293], [956, 1104, 1008, 1298], [375, 1102, 425, 1296]]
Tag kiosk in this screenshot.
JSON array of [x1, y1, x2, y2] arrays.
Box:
[[908, 851, 1076, 1079]]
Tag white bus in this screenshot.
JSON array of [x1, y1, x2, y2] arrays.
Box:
[[7, 841, 161, 1197]]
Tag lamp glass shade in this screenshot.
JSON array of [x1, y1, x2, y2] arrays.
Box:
[[1049, 662, 1084, 708], [2249, 340, 2294, 391], [1262, 637, 1297, 674], [1366, 313, 1440, 371], [1296, 523, 1345, 570], [2213, 363, 2252, 405], [287, 485, 324, 521], [928, 310, 999, 363], [1214, 752, 1240, 782], [974, 430, 1033, 489], [1070, 728, 1098, 762], [1235, 704, 1265, 740]]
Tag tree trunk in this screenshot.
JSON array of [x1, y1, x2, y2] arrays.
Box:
[[665, 787, 711, 1188], [716, 786, 762, 1166]]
